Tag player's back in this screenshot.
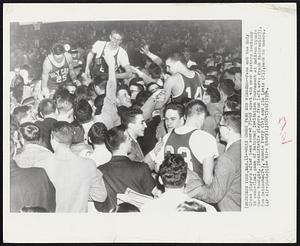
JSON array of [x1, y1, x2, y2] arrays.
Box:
[[172, 71, 204, 104]]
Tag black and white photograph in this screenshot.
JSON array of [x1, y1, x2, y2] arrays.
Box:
[[3, 3, 296, 243], [9, 17, 242, 213]]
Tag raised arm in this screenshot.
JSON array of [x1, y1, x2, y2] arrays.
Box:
[[162, 76, 175, 105], [131, 66, 154, 85], [94, 52, 120, 129], [115, 64, 133, 80], [65, 52, 80, 86], [140, 44, 163, 66], [85, 51, 94, 79], [41, 58, 51, 98]]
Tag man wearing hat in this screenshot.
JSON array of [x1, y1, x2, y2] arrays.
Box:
[[41, 42, 80, 98]]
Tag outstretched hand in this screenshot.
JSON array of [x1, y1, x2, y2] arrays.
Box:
[[139, 44, 150, 55]]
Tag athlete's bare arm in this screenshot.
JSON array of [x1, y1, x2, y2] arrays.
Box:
[[65, 53, 77, 82], [41, 58, 51, 97], [163, 75, 176, 105], [115, 64, 132, 79], [85, 51, 94, 78], [190, 131, 218, 186], [140, 45, 163, 66], [202, 157, 215, 186], [131, 66, 154, 84]]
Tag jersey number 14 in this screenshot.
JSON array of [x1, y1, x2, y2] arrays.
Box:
[[185, 86, 202, 100]]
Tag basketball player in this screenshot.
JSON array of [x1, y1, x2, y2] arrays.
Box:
[[41, 42, 79, 98], [163, 52, 206, 105], [85, 30, 132, 80], [148, 100, 219, 186]]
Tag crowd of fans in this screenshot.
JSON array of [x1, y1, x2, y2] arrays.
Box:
[[9, 21, 242, 213]]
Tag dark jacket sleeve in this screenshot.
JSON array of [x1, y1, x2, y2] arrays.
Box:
[[140, 163, 156, 196]]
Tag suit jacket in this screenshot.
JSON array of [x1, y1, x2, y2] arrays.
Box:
[[95, 156, 155, 212], [128, 136, 144, 162], [10, 160, 56, 212], [187, 140, 241, 211], [35, 117, 57, 152]]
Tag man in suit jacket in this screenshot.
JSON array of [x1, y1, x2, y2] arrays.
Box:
[[95, 125, 156, 212], [10, 138, 56, 212], [185, 111, 241, 211]]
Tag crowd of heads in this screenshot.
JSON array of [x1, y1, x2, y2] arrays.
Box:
[[9, 20, 241, 213]]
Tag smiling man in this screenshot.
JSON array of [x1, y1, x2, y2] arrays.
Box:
[[121, 107, 147, 162], [85, 30, 132, 80]]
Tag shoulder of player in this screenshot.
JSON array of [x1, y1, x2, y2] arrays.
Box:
[[118, 46, 128, 55], [93, 40, 106, 46], [78, 156, 97, 168], [165, 74, 181, 85], [190, 129, 216, 141], [43, 55, 51, 66]]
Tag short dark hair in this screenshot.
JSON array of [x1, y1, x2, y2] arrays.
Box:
[[74, 85, 89, 102], [70, 121, 85, 144], [184, 99, 208, 118], [110, 29, 124, 38], [222, 111, 241, 134], [148, 62, 162, 79], [54, 88, 74, 105], [38, 99, 56, 117], [51, 121, 74, 145], [19, 122, 40, 143], [146, 82, 161, 92], [52, 42, 64, 55], [163, 102, 184, 118], [134, 91, 152, 107], [168, 52, 187, 66], [205, 86, 221, 103], [204, 75, 219, 88], [94, 74, 108, 87], [88, 122, 107, 146], [129, 77, 144, 88], [12, 105, 31, 123], [228, 66, 241, 75], [116, 84, 130, 97], [159, 154, 187, 188], [120, 107, 143, 128], [224, 94, 241, 112], [94, 95, 105, 115], [113, 202, 140, 213], [206, 66, 219, 75], [74, 99, 93, 124], [105, 124, 127, 152], [177, 201, 207, 212], [219, 79, 235, 96], [129, 83, 144, 93]]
